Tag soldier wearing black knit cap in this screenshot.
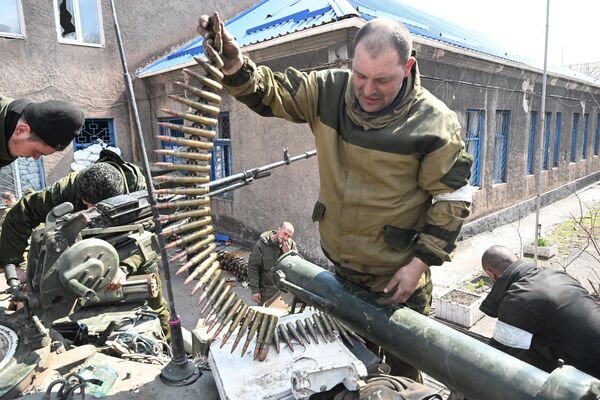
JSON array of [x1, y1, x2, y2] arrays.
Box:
[[0, 94, 84, 167]]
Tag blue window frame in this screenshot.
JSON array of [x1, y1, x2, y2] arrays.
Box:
[[581, 113, 589, 160], [211, 111, 232, 184], [542, 112, 551, 170], [570, 113, 580, 162], [73, 118, 115, 150], [527, 111, 537, 175], [158, 117, 184, 163], [553, 112, 561, 167], [595, 115, 600, 156], [465, 109, 484, 186], [493, 111, 509, 183]]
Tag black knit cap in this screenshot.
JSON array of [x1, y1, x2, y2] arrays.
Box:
[[23, 100, 84, 150]]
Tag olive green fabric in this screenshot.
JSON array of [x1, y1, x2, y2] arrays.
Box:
[[248, 230, 297, 300], [0, 95, 17, 167], [223, 57, 472, 294], [0, 149, 146, 266]]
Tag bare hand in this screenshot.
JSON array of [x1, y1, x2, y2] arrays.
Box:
[[251, 293, 261, 304], [197, 12, 244, 75], [106, 268, 127, 292], [380, 257, 428, 305]]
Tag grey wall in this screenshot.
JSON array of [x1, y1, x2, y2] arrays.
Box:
[[142, 26, 600, 264], [1, 0, 255, 184]]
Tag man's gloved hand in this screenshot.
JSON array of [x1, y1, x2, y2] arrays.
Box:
[[197, 12, 244, 75], [251, 292, 261, 304], [105, 268, 127, 292]]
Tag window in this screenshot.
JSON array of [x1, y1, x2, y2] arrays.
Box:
[[527, 111, 537, 175], [595, 115, 600, 156], [542, 112, 551, 170], [581, 113, 589, 160], [158, 117, 185, 163], [73, 119, 115, 150], [553, 112, 561, 167], [0, 0, 25, 38], [211, 112, 232, 182], [465, 109, 484, 186], [493, 111, 509, 183], [570, 113, 580, 162], [54, 0, 103, 46]]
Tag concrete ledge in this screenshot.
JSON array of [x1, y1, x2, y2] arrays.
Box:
[[460, 171, 600, 240]]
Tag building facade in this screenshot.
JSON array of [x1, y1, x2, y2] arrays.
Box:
[[0, 0, 254, 195], [138, 1, 600, 264]]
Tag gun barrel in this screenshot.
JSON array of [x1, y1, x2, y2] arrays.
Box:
[[274, 252, 600, 400]]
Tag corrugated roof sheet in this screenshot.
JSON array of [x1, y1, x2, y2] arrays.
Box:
[[137, 0, 598, 85]]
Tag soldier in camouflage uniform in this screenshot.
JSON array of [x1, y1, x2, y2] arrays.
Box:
[[198, 15, 472, 379], [0, 149, 170, 339]]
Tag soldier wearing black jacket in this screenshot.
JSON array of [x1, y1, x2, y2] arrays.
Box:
[[480, 245, 600, 378]]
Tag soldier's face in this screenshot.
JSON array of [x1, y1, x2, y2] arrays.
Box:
[[276, 227, 293, 244], [352, 42, 414, 113]]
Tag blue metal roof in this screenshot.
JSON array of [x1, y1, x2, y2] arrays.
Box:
[[137, 0, 596, 84]]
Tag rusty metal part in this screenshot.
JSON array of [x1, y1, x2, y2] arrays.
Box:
[[295, 319, 311, 345], [161, 217, 212, 238], [186, 253, 219, 286], [183, 68, 223, 91], [312, 314, 328, 342], [204, 45, 225, 70], [158, 120, 217, 139], [285, 322, 304, 346], [221, 303, 249, 348], [154, 162, 211, 174], [196, 271, 223, 307], [158, 207, 211, 223], [154, 197, 210, 209], [259, 315, 278, 361], [208, 291, 237, 332], [278, 323, 294, 352], [162, 107, 219, 126], [154, 149, 212, 163], [155, 186, 211, 196], [253, 313, 269, 361], [304, 318, 319, 344], [194, 56, 224, 81], [165, 225, 215, 250], [231, 309, 256, 354], [241, 312, 264, 357], [156, 134, 214, 150], [176, 243, 216, 275], [212, 299, 243, 341], [174, 81, 222, 104], [168, 95, 221, 116]]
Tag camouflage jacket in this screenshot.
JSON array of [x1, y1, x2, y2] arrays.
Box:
[[248, 230, 297, 297], [224, 57, 473, 292]]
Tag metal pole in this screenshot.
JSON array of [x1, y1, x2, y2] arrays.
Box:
[[274, 253, 600, 400], [109, 0, 199, 385], [534, 0, 551, 265]]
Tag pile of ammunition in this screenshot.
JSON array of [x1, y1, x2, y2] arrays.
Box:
[[153, 15, 363, 361], [217, 250, 249, 282]]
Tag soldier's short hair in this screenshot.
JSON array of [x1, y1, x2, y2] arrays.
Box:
[[77, 162, 125, 204]]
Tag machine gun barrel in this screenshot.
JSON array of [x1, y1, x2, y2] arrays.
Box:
[[202, 149, 316, 194], [274, 252, 600, 400]]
